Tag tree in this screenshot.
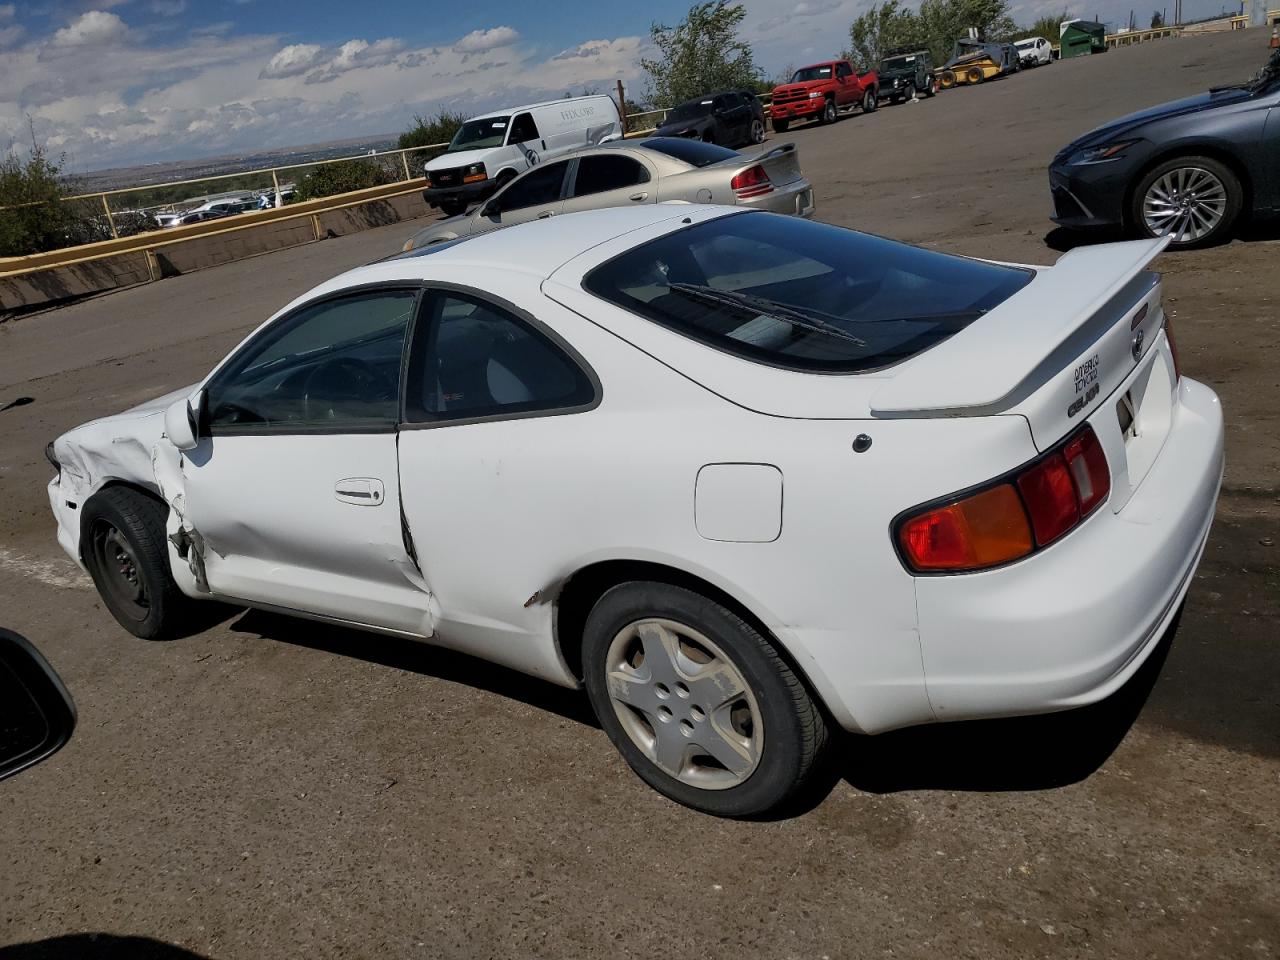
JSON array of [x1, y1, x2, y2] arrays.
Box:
[[916, 0, 1017, 64], [641, 1, 758, 107], [1014, 10, 1070, 40], [0, 139, 82, 257], [1150, 9, 1165, 26], [398, 110, 466, 151], [845, 0, 925, 71]]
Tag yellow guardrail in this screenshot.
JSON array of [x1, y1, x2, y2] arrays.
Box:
[[0, 141, 450, 240]]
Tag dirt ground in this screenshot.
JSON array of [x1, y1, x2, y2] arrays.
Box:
[[1, 28, 1277, 960]]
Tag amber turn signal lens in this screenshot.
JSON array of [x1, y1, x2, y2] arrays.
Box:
[[898, 484, 1034, 572]]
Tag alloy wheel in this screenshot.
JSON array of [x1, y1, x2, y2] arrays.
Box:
[[604, 618, 763, 790], [750, 118, 765, 143], [1142, 166, 1228, 244]]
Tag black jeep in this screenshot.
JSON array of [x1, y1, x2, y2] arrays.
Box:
[[878, 48, 936, 103]]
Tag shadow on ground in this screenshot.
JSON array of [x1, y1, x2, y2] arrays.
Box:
[[1045, 216, 1280, 252], [0, 934, 212, 959], [228, 608, 599, 728]]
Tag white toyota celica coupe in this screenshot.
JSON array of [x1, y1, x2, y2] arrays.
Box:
[[47, 205, 1223, 816]]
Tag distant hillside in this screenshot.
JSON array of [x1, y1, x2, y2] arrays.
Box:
[[73, 133, 402, 193]]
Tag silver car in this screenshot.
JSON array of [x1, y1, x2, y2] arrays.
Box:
[[401, 137, 815, 251]]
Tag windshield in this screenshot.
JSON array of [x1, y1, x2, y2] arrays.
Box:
[[583, 213, 1033, 373], [638, 137, 738, 168], [1015, 39, 1036, 48], [881, 55, 916, 70], [448, 117, 511, 152], [790, 65, 833, 82], [668, 100, 714, 122]]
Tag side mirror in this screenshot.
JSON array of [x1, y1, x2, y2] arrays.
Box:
[[164, 395, 199, 451], [481, 198, 502, 218], [0, 630, 75, 784]]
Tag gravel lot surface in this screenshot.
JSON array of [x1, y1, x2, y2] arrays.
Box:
[[1, 28, 1276, 960]]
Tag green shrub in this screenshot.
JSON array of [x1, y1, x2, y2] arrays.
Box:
[[0, 143, 83, 257], [295, 159, 394, 201], [398, 110, 466, 167]]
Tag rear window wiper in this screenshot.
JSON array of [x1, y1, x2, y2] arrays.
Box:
[[667, 283, 868, 347]]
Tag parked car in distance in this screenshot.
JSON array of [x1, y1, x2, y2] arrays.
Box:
[[655, 91, 767, 148], [423, 95, 623, 217], [879, 48, 937, 102], [769, 60, 879, 131], [403, 138, 813, 251], [937, 39, 1020, 88], [1049, 46, 1280, 247], [1016, 36, 1054, 66], [48, 203, 1221, 817]]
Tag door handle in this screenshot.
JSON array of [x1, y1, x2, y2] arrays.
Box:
[[629, 192, 649, 202], [335, 478, 385, 506], [537, 210, 556, 219]]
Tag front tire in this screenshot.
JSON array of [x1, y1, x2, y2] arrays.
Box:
[[582, 582, 830, 817], [438, 200, 466, 217], [772, 118, 789, 133], [903, 82, 917, 101], [749, 118, 766, 144], [820, 98, 837, 124], [83, 487, 190, 640], [1131, 155, 1241, 248]]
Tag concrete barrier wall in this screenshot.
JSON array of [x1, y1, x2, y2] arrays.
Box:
[[0, 185, 432, 315]]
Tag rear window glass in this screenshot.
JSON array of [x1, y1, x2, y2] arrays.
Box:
[[637, 137, 737, 168], [582, 213, 1033, 373]]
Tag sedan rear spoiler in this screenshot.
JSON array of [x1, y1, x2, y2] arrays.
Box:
[[870, 235, 1171, 416]]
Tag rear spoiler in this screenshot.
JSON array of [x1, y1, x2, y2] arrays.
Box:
[[733, 142, 796, 165], [870, 236, 1171, 416]]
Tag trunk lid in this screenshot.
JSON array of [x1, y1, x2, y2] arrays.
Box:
[[717, 142, 803, 186], [871, 236, 1171, 452]]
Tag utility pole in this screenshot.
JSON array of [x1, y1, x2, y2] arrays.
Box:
[[616, 79, 628, 136]]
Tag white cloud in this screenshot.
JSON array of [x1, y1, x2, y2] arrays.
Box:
[[0, 5, 15, 20], [454, 26, 520, 54], [258, 43, 324, 79], [151, 0, 188, 15], [52, 10, 128, 47]]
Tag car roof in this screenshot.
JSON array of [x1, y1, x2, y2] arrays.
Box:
[[470, 94, 613, 122], [311, 205, 740, 298]]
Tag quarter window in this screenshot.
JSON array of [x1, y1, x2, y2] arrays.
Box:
[[571, 156, 651, 198], [407, 293, 595, 421], [206, 290, 416, 431]]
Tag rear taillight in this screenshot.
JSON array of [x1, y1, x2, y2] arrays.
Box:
[[731, 164, 773, 198], [1164, 314, 1181, 381], [896, 424, 1111, 573]]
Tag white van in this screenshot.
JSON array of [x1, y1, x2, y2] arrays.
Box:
[[422, 95, 623, 216]]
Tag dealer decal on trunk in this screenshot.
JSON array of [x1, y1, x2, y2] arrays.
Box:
[[1068, 353, 1101, 418]]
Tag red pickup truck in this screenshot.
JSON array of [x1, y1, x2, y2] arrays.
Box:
[[769, 60, 879, 132]]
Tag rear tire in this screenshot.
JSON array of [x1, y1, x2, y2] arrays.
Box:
[[83, 487, 191, 640], [582, 582, 831, 818], [903, 82, 917, 101], [966, 66, 984, 84], [862, 89, 877, 113], [924, 75, 937, 96], [749, 118, 766, 144]]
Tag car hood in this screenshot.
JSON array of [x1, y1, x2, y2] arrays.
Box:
[[51, 383, 197, 497], [426, 148, 492, 171], [1060, 88, 1253, 155], [773, 80, 829, 97]]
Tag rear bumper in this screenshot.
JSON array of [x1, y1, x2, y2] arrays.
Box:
[[913, 377, 1224, 723], [741, 180, 816, 218]]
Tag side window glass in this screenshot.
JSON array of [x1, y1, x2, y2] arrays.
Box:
[[493, 161, 567, 211], [408, 293, 595, 421], [508, 113, 540, 144], [571, 156, 651, 198], [207, 291, 416, 431], [836, 62, 852, 78]]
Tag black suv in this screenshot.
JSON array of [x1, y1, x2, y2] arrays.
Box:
[[878, 48, 936, 103], [655, 91, 767, 148]]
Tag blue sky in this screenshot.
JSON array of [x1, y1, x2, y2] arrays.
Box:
[[0, 0, 1242, 171]]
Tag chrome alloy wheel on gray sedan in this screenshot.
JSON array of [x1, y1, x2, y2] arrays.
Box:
[[604, 617, 763, 789], [1142, 166, 1228, 245]]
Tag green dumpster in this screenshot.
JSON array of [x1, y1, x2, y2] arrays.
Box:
[[1060, 19, 1108, 58]]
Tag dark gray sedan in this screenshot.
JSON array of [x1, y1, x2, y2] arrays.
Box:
[[1049, 47, 1279, 247]]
